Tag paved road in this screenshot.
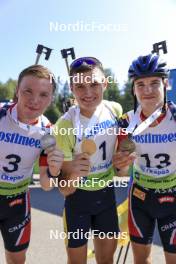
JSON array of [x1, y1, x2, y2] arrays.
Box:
[[0, 179, 165, 264]]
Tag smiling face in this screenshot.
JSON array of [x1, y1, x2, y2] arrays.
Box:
[[71, 68, 107, 117], [133, 76, 167, 115], [16, 75, 53, 123]]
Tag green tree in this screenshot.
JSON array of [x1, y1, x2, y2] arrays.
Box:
[[56, 94, 65, 113], [120, 81, 134, 113], [103, 68, 121, 103], [44, 104, 61, 124], [0, 79, 17, 101]]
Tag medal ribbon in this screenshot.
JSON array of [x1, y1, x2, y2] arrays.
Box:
[[126, 106, 163, 136], [74, 103, 103, 141]]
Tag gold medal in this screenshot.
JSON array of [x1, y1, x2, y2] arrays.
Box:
[[119, 136, 135, 153], [81, 139, 97, 156]]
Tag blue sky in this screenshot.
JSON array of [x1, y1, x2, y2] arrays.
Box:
[[1, 0, 176, 88]]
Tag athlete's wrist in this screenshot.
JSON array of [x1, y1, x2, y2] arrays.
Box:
[[47, 167, 62, 178]]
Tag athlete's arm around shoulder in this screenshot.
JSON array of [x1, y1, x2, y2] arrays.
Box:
[[103, 100, 123, 119]]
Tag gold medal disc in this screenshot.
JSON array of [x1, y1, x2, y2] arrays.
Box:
[[81, 139, 97, 155], [119, 137, 136, 153]]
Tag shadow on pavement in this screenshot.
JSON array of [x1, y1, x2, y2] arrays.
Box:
[[30, 187, 65, 217], [30, 186, 161, 247]]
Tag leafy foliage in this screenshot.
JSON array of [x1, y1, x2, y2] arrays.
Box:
[[0, 79, 16, 101]]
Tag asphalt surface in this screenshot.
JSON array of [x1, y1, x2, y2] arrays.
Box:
[[0, 178, 166, 264]]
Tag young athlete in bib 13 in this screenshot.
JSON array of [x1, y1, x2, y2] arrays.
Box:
[[113, 54, 176, 264], [55, 57, 122, 264], [0, 65, 63, 264]]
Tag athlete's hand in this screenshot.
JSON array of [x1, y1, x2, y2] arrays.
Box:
[[70, 153, 90, 179], [112, 151, 136, 170], [45, 146, 64, 176]]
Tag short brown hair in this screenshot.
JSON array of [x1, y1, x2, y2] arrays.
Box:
[[18, 64, 56, 92]]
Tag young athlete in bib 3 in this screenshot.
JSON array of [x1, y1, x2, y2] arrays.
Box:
[[0, 65, 63, 264]]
